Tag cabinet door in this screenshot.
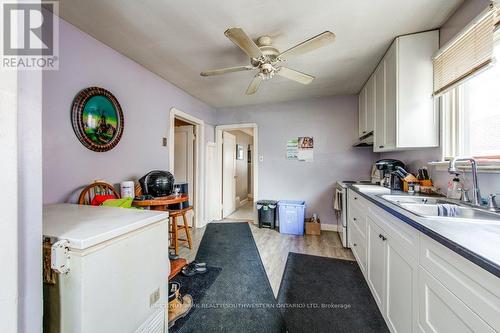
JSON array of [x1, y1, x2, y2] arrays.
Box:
[[385, 238, 418, 333], [417, 267, 495, 333], [374, 61, 385, 152], [350, 222, 367, 275], [358, 86, 367, 137], [366, 75, 375, 133], [367, 218, 386, 310], [384, 41, 397, 150]]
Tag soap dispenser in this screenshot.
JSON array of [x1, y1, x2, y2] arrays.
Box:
[[447, 174, 462, 199]]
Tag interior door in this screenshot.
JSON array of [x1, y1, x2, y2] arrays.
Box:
[[206, 142, 219, 222], [222, 131, 236, 218], [174, 125, 194, 226]]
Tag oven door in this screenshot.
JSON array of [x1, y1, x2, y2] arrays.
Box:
[[336, 185, 348, 248]]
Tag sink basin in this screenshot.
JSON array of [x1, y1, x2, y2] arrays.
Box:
[[352, 185, 391, 194], [380, 195, 450, 205], [399, 203, 500, 221], [379, 194, 500, 222]]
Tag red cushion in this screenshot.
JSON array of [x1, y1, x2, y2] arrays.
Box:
[[90, 194, 117, 206]]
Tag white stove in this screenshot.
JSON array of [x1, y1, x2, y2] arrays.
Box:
[[334, 180, 372, 248]]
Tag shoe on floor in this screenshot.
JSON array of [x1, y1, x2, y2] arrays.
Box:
[[168, 292, 193, 328]]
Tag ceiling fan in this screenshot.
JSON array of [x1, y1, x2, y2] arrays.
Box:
[[200, 28, 336, 95]]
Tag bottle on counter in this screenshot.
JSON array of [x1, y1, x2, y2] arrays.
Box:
[[447, 175, 462, 199]]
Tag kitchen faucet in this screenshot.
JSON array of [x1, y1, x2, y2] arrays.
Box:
[[448, 157, 482, 206]]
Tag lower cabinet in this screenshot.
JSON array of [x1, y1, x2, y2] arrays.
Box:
[[417, 266, 495, 333], [367, 218, 386, 310], [350, 196, 499, 333], [385, 237, 418, 333]]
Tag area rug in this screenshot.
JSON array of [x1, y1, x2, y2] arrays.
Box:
[[170, 266, 222, 333], [277, 252, 389, 333], [173, 222, 286, 333]]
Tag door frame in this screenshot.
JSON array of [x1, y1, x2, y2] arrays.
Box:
[[215, 123, 259, 221], [168, 107, 205, 228]]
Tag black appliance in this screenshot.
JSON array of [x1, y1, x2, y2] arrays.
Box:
[[375, 159, 405, 190], [139, 170, 175, 197]]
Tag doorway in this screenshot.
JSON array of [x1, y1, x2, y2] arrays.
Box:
[[169, 108, 206, 229], [215, 124, 258, 222]]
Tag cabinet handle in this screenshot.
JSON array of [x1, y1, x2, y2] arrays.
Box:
[[353, 217, 357, 221], [354, 197, 358, 200], [353, 243, 357, 247], [363, 131, 366, 134], [378, 234, 387, 241], [379, 145, 384, 149]]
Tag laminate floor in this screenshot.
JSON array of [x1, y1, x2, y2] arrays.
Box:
[[177, 221, 354, 296]]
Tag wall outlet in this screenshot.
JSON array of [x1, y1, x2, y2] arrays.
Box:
[[150, 288, 160, 307], [162, 137, 167, 146]]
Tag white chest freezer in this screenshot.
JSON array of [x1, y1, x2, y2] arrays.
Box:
[[43, 204, 170, 333]]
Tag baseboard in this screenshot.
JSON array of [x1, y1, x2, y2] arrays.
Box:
[[239, 198, 248, 206], [320, 224, 338, 232]]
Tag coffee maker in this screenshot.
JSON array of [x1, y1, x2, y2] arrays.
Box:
[[371, 159, 405, 190]]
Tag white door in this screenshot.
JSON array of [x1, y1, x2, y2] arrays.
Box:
[[358, 87, 367, 137], [205, 142, 219, 222], [374, 61, 386, 152], [384, 41, 397, 150], [366, 75, 375, 133], [222, 131, 236, 218], [174, 125, 194, 226]]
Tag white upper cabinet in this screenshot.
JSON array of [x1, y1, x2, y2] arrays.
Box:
[[358, 30, 439, 152], [358, 86, 367, 137], [358, 75, 375, 138]]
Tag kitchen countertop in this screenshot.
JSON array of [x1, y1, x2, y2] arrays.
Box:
[[349, 185, 500, 278]]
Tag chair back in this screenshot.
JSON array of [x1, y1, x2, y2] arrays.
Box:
[[78, 181, 120, 205]]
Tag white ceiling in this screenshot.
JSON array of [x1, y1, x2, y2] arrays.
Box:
[[57, 0, 463, 108]]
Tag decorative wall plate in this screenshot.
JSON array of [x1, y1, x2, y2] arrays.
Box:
[[71, 87, 124, 152]]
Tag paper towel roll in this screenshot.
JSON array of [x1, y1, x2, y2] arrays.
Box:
[[120, 181, 135, 198]]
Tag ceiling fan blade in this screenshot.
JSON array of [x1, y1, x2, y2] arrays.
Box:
[[278, 31, 335, 59], [277, 67, 315, 84], [224, 28, 263, 59], [246, 74, 263, 95], [200, 65, 254, 76]]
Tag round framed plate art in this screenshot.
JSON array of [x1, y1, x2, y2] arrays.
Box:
[[71, 87, 124, 152]]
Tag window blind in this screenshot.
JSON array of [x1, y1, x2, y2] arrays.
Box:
[[433, 7, 496, 96]]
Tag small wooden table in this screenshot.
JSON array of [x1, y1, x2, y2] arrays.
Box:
[[132, 194, 189, 211], [133, 194, 190, 279]]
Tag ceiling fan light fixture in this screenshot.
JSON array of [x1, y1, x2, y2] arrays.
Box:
[[201, 28, 335, 95]]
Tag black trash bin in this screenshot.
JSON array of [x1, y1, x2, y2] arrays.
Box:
[[256, 200, 278, 229]]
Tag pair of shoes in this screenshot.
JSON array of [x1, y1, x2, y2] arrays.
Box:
[[169, 251, 179, 260], [168, 282, 193, 329], [181, 261, 208, 277]]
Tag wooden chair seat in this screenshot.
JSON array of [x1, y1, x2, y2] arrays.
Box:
[[168, 206, 193, 255]]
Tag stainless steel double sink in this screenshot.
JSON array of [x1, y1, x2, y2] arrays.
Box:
[[378, 194, 500, 223]]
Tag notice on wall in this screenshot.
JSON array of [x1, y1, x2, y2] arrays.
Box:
[[286, 139, 298, 160], [287, 137, 314, 162], [298, 137, 314, 162]]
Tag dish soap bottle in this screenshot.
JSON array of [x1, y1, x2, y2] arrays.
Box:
[[447, 175, 462, 199]]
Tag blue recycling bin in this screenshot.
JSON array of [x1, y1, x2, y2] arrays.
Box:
[[278, 200, 306, 235]]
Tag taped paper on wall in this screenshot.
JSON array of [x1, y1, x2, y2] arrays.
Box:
[[298, 137, 314, 162]]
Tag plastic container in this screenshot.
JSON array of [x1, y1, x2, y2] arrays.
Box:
[[278, 200, 306, 235], [256, 200, 278, 229]]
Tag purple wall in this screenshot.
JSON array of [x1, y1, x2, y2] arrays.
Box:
[[217, 96, 379, 226], [43, 18, 216, 204]]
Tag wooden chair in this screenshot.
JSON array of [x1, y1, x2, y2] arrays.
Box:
[[78, 181, 120, 205], [168, 206, 193, 255]]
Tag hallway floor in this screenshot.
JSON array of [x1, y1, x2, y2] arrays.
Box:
[[226, 199, 254, 221], [178, 221, 354, 296]]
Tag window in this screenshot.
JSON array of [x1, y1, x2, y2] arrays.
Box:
[[441, 32, 500, 160]]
